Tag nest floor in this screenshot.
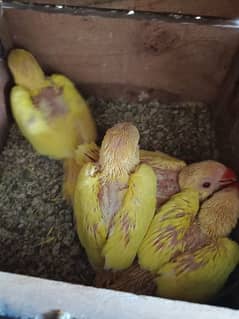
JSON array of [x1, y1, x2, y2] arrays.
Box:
[[1, 99, 228, 305]]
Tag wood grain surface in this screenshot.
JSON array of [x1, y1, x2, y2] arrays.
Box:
[[9, 0, 239, 18], [5, 8, 239, 102]]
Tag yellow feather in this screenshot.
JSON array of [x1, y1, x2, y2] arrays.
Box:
[[74, 142, 100, 165], [140, 149, 186, 170], [8, 48, 46, 92], [10, 86, 77, 158], [138, 189, 199, 273], [74, 162, 107, 268], [156, 238, 239, 302], [63, 143, 99, 203], [9, 49, 97, 160], [102, 164, 157, 270], [50, 74, 97, 143]]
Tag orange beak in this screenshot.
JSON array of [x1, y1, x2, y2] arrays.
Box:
[[220, 168, 237, 186]]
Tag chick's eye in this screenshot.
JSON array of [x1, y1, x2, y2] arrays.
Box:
[[202, 182, 211, 188]]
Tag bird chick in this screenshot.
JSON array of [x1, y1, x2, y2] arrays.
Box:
[[199, 183, 239, 239], [138, 160, 237, 272], [74, 122, 157, 270], [8, 49, 97, 158], [8, 48, 97, 201], [95, 162, 238, 303], [156, 183, 239, 303]]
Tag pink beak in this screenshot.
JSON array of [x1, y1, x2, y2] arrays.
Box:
[[220, 168, 237, 185]]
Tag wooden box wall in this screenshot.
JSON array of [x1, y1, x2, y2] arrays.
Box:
[[0, 2, 239, 316], [1, 1, 239, 166]]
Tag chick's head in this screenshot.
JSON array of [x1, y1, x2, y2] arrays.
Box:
[[99, 122, 140, 181], [178, 160, 237, 201], [198, 183, 239, 238]]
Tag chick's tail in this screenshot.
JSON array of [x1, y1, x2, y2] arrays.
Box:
[[8, 48, 46, 92]]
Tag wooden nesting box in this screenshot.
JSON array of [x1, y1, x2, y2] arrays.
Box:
[[2, 0, 239, 168], [1, 1, 239, 318]]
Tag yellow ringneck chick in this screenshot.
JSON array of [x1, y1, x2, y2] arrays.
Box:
[[138, 160, 237, 272], [63, 142, 99, 204], [74, 122, 157, 270], [95, 162, 239, 303], [156, 183, 239, 303], [8, 49, 96, 158]]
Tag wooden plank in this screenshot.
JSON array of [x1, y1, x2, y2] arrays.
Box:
[[9, 0, 239, 18], [0, 60, 9, 149], [0, 16, 11, 150], [0, 16, 13, 52], [4, 8, 239, 103], [214, 47, 239, 174]]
